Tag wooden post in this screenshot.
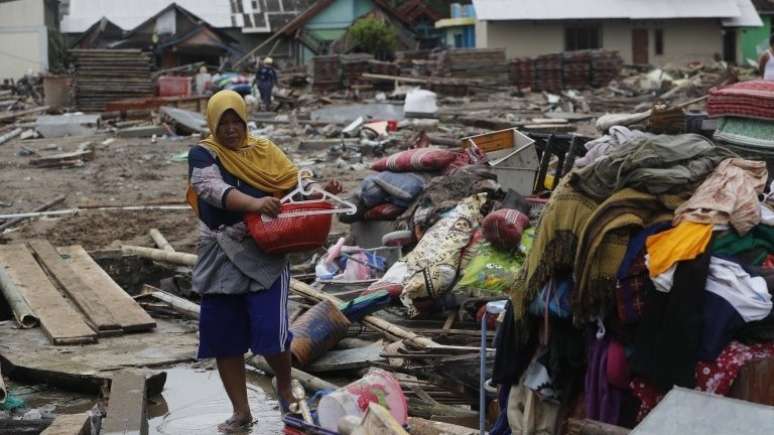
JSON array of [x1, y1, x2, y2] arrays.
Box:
[[407, 417, 478, 435], [40, 413, 90, 435], [566, 418, 631, 435], [102, 370, 149, 435], [148, 229, 174, 253]]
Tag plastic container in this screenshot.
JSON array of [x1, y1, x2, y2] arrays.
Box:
[[289, 300, 351, 367], [244, 201, 334, 254], [157, 76, 192, 97], [317, 368, 407, 431]]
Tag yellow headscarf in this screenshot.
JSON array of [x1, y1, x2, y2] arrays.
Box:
[[186, 90, 298, 211]]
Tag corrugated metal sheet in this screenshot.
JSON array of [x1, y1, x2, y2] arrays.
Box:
[[473, 0, 746, 21], [723, 0, 764, 27], [61, 0, 233, 33]]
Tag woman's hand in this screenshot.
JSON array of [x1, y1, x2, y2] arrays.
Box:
[[251, 197, 281, 217], [323, 179, 343, 195]]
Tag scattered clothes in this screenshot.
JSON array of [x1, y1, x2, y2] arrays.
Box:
[[573, 188, 679, 321], [585, 334, 623, 425], [511, 179, 600, 317], [489, 384, 513, 435], [650, 264, 676, 292], [706, 257, 772, 322], [524, 350, 560, 402], [631, 247, 711, 390], [606, 340, 631, 390], [507, 382, 560, 435], [456, 237, 529, 297], [363, 203, 405, 221], [574, 126, 650, 169], [616, 223, 672, 323], [631, 341, 774, 422], [674, 158, 767, 236], [360, 171, 426, 209], [493, 301, 538, 387], [528, 278, 572, 319], [570, 133, 733, 201], [315, 238, 386, 281], [482, 208, 530, 251], [645, 221, 712, 277], [711, 224, 774, 266]]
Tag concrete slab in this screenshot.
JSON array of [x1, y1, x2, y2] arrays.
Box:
[[0, 319, 196, 395]]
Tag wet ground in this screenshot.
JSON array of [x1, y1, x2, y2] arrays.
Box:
[[10, 364, 284, 435], [149, 365, 284, 435]]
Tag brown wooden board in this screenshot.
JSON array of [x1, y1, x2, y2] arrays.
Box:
[[40, 413, 90, 435], [28, 240, 120, 334], [0, 245, 96, 345], [57, 246, 155, 332], [102, 370, 149, 435]]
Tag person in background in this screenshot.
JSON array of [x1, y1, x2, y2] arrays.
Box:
[[255, 57, 278, 110], [195, 66, 213, 95], [758, 34, 774, 80], [187, 90, 341, 432]]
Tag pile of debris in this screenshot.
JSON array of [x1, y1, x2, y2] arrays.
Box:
[[511, 49, 624, 92]]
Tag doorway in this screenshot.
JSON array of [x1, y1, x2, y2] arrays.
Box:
[[632, 28, 649, 64]]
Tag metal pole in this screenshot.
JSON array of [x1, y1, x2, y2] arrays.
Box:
[[480, 312, 487, 435]]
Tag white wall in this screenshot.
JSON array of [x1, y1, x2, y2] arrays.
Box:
[[0, 0, 48, 79], [476, 18, 724, 65]]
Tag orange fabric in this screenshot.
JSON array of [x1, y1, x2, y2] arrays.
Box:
[[645, 221, 712, 277]]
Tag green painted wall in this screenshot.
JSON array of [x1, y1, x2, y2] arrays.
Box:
[[741, 15, 771, 65], [307, 0, 375, 34]]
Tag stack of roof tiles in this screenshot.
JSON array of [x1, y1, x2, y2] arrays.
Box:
[[71, 49, 154, 112], [510, 50, 623, 92]]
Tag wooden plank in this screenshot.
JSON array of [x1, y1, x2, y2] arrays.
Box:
[[40, 413, 90, 435], [28, 240, 120, 335], [102, 370, 148, 435], [57, 246, 155, 332], [0, 245, 96, 345], [361, 403, 409, 435], [306, 341, 384, 373], [407, 417, 477, 435], [729, 357, 774, 406]]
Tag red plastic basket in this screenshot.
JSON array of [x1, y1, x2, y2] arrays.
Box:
[[244, 201, 334, 254]]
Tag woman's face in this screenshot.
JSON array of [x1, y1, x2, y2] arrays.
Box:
[[216, 109, 246, 149]]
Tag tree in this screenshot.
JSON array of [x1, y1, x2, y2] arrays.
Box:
[[349, 17, 398, 60]]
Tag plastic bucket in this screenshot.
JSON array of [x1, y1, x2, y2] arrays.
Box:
[[317, 368, 407, 431]]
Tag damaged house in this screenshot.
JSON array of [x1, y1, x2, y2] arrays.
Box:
[[472, 0, 763, 65]]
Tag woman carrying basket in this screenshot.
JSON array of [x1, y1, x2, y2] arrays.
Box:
[[187, 90, 341, 433]]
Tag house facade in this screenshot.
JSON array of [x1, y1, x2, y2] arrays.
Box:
[[473, 0, 762, 66], [0, 0, 59, 79]]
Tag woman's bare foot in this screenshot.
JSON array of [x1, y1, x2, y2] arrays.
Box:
[[217, 412, 254, 433]]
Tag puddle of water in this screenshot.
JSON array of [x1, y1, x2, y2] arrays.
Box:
[[149, 365, 284, 435]]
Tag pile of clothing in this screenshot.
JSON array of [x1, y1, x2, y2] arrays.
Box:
[[492, 131, 774, 434], [709, 80, 774, 156]]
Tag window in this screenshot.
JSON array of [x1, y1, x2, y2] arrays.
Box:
[[565, 26, 601, 51], [655, 29, 664, 55]]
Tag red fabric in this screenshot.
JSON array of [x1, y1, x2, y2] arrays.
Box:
[[371, 148, 459, 172], [363, 203, 406, 221], [708, 80, 774, 119], [763, 254, 774, 269], [482, 209, 530, 251], [630, 341, 774, 422]]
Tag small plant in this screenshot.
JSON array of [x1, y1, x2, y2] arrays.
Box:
[[350, 17, 398, 59]]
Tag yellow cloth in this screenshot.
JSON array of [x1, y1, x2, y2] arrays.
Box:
[[186, 90, 298, 210], [645, 221, 712, 277]]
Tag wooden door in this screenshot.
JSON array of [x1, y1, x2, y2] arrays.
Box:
[[632, 29, 649, 64]]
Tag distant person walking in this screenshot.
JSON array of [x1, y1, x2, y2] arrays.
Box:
[[758, 35, 774, 80], [255, 57, 278, 110]]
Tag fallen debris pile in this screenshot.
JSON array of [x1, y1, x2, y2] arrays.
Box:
[[70, 49, 154, 113]]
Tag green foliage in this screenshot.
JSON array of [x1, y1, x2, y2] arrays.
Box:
[[349, 17, 398, 58]]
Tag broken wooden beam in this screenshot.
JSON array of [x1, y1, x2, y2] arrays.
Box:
[[102, 370, 149, 435], [29, 142, 95, 168], [248, 357, 339, 393], [139, 285, 200, 320], [57, 246, 155, 332], [567, 419, 631, 435], [28, 240, 120, 335], [407, 417, 477, 435], [360, 403, 409, 435], [0, 128, 22, 145], [0, 244, 96, 345], [39, 413, 90, 435], [148, 228, 174, 252], [0, 106, 50, 123], [120, 245, 196, 266]]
